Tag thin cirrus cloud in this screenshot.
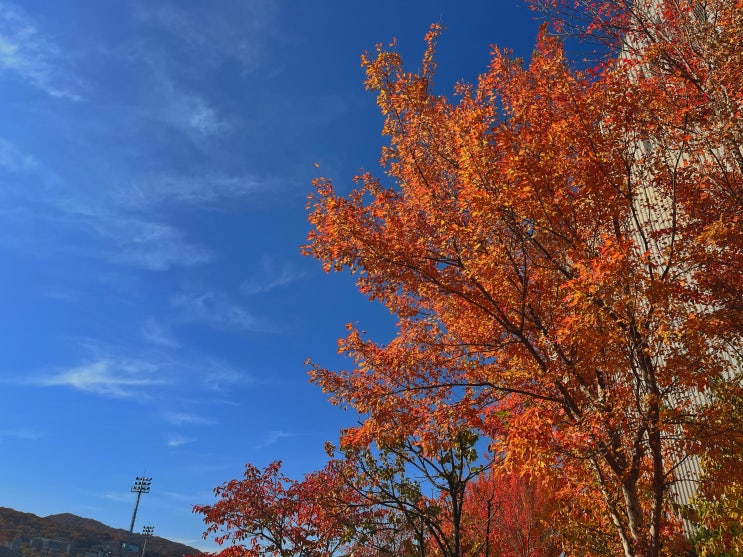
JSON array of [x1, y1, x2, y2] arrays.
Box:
[[97, 217, 212, 271], [171, 289, 268, 332], [0, 3, 82, 100], [0, 428, 41, 441], [41, 171, 269, 272], [155, 80, 231, 138], [255, 429, 294, 449], [166, 435, 196, 448], [110, 173, 265, 210], [101, 491, 132, 504], [19, 195, 213, 272], [241, 257, 306, 295], [33, 358, 165, 398], [201, 361, 253, 392], [133, 0, 278, 74], [4, 205, 212, 272], [0, 138, 36, 173], [141, 318, 180, 348], [163, 411, 215, 426]]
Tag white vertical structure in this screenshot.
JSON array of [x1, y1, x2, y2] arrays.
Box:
[[618, 0, 739, 537]]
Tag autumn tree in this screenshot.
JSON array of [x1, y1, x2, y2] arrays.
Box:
[[325, 427, 488, 557], [193, 460, 365, 557], [196, 428, 568, 557], [194, 429, 491, 557], [535, 0, 743, 551], [304, 4, 742, 556]]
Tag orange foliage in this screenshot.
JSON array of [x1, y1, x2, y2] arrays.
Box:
[[304, 3, 742, 556], [194, 461, 368, 557], [461, 470, 561, 557]]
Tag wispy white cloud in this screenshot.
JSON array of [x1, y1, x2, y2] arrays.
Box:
[[0, 428, 41, 441], [160, 489, 201, 502], [202, 362, 253, 392], [8, 337, 252, 407], [101, 491, 131, 503], [241, 257, 306, 295], [111, 172, 264, 210], [0, 137, 36, 172], [166, 434, 196, 448], [255, 429, 294, 449], [156, 81, 230, 138], [43, 168, 271, 271], [27, 197, 213, 271], [171, 289, 267, 332], [163, 411, 214, 426], [33, 359, 165, 398], [0, 3, 82, 100], [99, 218, 212, 271], [142, 318, 180, 348], [134, 1, 278, 74]]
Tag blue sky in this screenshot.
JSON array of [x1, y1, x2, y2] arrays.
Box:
[[0, 1, 540, 551]]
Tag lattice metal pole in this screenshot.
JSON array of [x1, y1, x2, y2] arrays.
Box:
[[124, 476, 152, 557], [129, 477, 152, 534], [141, 526, 154, 557]]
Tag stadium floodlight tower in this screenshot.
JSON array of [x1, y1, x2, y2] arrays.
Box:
[[141, 526, 154, 557], [129, 477, 152, 535]]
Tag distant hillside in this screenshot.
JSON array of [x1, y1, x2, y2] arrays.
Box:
[[0, 508, 200, 557], [45, 514, 113, 534]]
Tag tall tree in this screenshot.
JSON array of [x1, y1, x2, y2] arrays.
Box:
[[326, 427, 487, 557], [304, 7, 742, 555], [534, 0, 743, 552], [194, 431, 491, 557]]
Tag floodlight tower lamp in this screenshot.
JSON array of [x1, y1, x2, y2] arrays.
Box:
[[129, 476, 152, 535], [141, 526, 154, 557]]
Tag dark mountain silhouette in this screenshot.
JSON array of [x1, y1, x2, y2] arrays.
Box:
[[0, 508, 201, 557]]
